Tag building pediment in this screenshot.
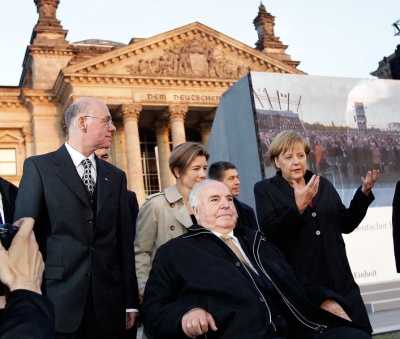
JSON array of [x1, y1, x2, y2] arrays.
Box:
[[0, 131, 24, 144], [59, 22, 303, 84]]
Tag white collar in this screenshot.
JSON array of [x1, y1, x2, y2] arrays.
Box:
[[65, 142, 96, 170]]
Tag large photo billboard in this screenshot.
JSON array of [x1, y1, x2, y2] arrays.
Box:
[[250, 72, 400, 285]]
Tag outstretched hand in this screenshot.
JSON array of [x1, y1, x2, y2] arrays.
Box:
[[361, 170, 379, 196], [181, 308, 218, 338], [0, 217, 44, 294], [293, 175, 320, 214]]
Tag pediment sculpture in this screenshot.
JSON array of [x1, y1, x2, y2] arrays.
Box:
[[125, 38, 251, 79]]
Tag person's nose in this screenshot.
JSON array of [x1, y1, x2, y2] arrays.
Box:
[[220, 198, 230, 209], [235, 178, 240, 185], [292, 156, 300, 165], [199, 168, 206, 179], [109, 124, 116, 132]]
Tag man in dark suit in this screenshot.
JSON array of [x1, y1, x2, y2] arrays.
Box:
[[0, 217, 55, 339], [14, 97, 138, 338], [208, 161, 258, 230], [141, 180, 371, 338], [95, 148, 140, 339]]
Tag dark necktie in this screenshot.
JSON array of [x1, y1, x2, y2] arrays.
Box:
[[220, 234, 249, 267], [81, 158, 95, 195]]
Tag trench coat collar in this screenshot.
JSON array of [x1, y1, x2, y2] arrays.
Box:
[[164, 185, 182, 203], [164, 184, 193, 228]]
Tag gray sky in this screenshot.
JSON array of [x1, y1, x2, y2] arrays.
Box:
[[0, 0, 399, 86]]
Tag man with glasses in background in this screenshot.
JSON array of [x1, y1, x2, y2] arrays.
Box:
[[14, 97, 138, 339]]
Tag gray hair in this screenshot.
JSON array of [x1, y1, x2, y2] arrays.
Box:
[[65, 99, 94, 134], [189, 179, 218, 209]]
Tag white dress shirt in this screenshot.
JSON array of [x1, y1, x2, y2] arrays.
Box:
[[65, 142, 97, 182], [212, 230, 258, 273]]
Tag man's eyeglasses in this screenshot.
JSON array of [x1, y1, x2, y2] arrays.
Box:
[[84, 116, 113, 126]]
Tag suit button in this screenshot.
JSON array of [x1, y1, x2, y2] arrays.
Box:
[[170, 225, 175, 231], [311, 212, 317, 217], [259, 297, 264, 302], [90, 199, 94, 203], [90, 247, 94, 251], [87, 219, 93, 224], [235, 262, 241, 267], [170, 203, 175, 208], [85, 272, 91, 277], [316, 230, 321, 235]]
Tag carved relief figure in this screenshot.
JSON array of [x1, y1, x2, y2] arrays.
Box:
[[207, 48, 219, 77], [158, 56, 173, 76], [137, 59, 147, 75], [176, 47, 191, 76], [124, 39, 251, 79], [168, 46, 181, 73], [222, 59, 235, 78]]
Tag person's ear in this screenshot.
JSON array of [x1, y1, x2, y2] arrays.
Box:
[[193, 206, 200, 221], [78, 116, 87, 132], [173, 167, 180, 179], [274, 158, 280, 169]]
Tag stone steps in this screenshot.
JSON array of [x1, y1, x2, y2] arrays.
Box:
[[360, 281, 400, 313]]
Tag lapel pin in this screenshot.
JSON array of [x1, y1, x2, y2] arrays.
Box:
[[105, 178, 108, 181]]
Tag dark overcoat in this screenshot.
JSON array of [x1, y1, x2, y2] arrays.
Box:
[[254, 170, 373, 334], [0, 290, 55, 339], [14, 144, 138, 334], [233, 197, 259, 230], [141, 225, 365, 339]]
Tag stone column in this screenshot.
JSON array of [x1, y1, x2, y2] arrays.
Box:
[[120, 104, 146, 204], [168, 104, 188, 148], [199, 121, 213, 147], [154, 120, 172, 190], [22, 125, 35, 159]]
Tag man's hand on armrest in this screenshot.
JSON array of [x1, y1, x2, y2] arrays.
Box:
[[181, 308, 218, 338], [320, 299, 352, 322]]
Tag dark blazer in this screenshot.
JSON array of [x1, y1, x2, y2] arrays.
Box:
[[125, 190, 139, 339], [14, 144, 138, 334], [141, 225, 364, 339], [393, 181, 400, 273], [233, 197, 258, 230], [0, 177, 18, 223], [0, 290, 55, 339], [128, 190, 139, 239], [254, 170, 374, 334]]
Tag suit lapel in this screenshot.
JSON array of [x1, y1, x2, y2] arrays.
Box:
[[54, 145, 91, 208], [95, 157, 110, 214]]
